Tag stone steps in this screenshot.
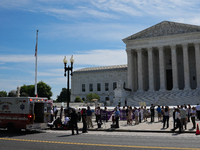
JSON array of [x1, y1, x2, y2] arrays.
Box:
[[127, 89, 200, 106]]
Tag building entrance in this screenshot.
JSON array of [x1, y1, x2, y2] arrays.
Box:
[[166, 69, 173, 90]]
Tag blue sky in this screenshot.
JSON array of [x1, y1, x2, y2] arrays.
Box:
[[1, 0, 200, 100]]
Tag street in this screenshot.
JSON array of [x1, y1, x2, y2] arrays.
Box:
[[0, 129, 200, 150]]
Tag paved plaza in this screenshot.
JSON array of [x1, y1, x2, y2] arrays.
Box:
[[56, 117, 199, 134]]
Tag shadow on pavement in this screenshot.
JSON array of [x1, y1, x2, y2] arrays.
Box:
[[0, 129, 44, 138]]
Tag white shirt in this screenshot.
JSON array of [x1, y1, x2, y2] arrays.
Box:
[[175, 112, 181, 119], [64, 117, 70, 125], [196, 105, 200, 110], [191, 110, 196, 117], [135, 110, 139, 116], [54, 107, 57, 112], [51, 109, 53, 115]]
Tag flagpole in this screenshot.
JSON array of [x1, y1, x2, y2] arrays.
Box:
[[35, 30, 39, 97]]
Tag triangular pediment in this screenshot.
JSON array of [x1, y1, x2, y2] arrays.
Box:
[[123, 21, 200, 41]]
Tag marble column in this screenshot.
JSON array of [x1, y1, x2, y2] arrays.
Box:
[[158, 46, 166, 91], [148, 47, 154, 91], [171, 45, 179, 90], [126, 49, 133, 90], [195, 43, 200, 88], [182, 44, 190, 90], [137, 49, 144, 91]]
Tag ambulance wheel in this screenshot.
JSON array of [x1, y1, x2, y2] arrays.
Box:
[[7, 123, 15, 132]]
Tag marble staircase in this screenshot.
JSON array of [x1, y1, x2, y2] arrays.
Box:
[[127, 89, 200, 106]]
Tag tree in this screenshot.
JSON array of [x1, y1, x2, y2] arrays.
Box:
[[20, 81, 52, 99], [0, 91, 7, 97], [8, 90, 17, 97], [86, 93, 100, 102], [74, 96, 83, 103], [56, 88, 71, 102], [20, 85, 35, 97], [37, 81, 52, 99]]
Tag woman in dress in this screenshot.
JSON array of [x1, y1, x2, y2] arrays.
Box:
[[128, 106, 133, 125]]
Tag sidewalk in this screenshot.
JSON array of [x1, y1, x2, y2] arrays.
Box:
[[76, 117, 198, 133]]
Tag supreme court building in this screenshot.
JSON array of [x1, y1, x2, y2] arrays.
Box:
[[72, 21, 200, 106], [124, 21, 200, 92]]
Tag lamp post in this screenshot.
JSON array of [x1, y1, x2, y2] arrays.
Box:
[[63, 55, 74, 108]]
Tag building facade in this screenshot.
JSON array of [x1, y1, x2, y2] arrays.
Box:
[[123, 21, 200, 92], [71, 21, 200, 106], [71, 65, 127, 103]]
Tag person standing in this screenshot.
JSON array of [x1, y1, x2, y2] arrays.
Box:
[[173, 107, 176, 129], [163, 106, 169, 128], [180, 105, 187, 130], [156, 105, 162, 122], [82, 108, 87, 133], [172, 108, 181, 134], [196, 103, 200, 120], [70, 109, 79, 135], [51, 107, 54, 122], [126, 106, 129, 124], [104, 107, 108, 122], [191, 107, 196, 129], [150, 104, 155, 122], [143, 106, 148, 122], [128, 106, 133, 125], [187, 104, 191, 122], [54, 106, 58, 119], [115, 108, 120, 128], [86, 106, 93, 128], [140, 106, 144, 122], [134, 107, 139, 125], [60, 106, 63, 120], [96, 107, 102, 124]]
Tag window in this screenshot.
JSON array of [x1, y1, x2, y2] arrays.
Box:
[[105, 83, 109, 91], [105, 97, 109, 101], [113, 82, 117, 90], [97, 83, 101, 91], [89, 83, 93, 92], [82, 84, 85, 92]]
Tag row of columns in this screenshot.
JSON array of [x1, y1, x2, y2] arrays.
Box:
[[127, 43, 200, 91]]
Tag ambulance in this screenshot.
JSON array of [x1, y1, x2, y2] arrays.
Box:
[[0, 97, 51, 131]]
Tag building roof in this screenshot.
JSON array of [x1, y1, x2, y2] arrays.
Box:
[[74, 64, 127, 74], [123, 21, 200, 42]]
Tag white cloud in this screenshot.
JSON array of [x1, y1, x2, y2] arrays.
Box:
[[0, 49, 127, 66]]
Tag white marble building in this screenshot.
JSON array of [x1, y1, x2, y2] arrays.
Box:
[[71, 21, 200, 106], [123, 21, 200, 106], [123, 21, 200, 92], [71, 65, 127, 104]]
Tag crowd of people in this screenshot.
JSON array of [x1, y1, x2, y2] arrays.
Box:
[[49, 103, 200, 135]]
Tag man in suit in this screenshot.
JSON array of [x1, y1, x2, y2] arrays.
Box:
[[70, 109, 79, 135]]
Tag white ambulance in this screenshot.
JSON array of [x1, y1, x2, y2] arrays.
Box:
[[0, 97, 51, 131]]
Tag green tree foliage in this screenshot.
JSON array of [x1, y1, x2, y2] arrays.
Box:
[[86, 93, 100, 102], [20, 81, 52, 99], [37, 81, 52, 99], [56, 88, 71, 102], [8, 90, 17, 97], [0, 91, 7, 97], [20, 85, 35, 97], [74, 96, 83, 103]]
